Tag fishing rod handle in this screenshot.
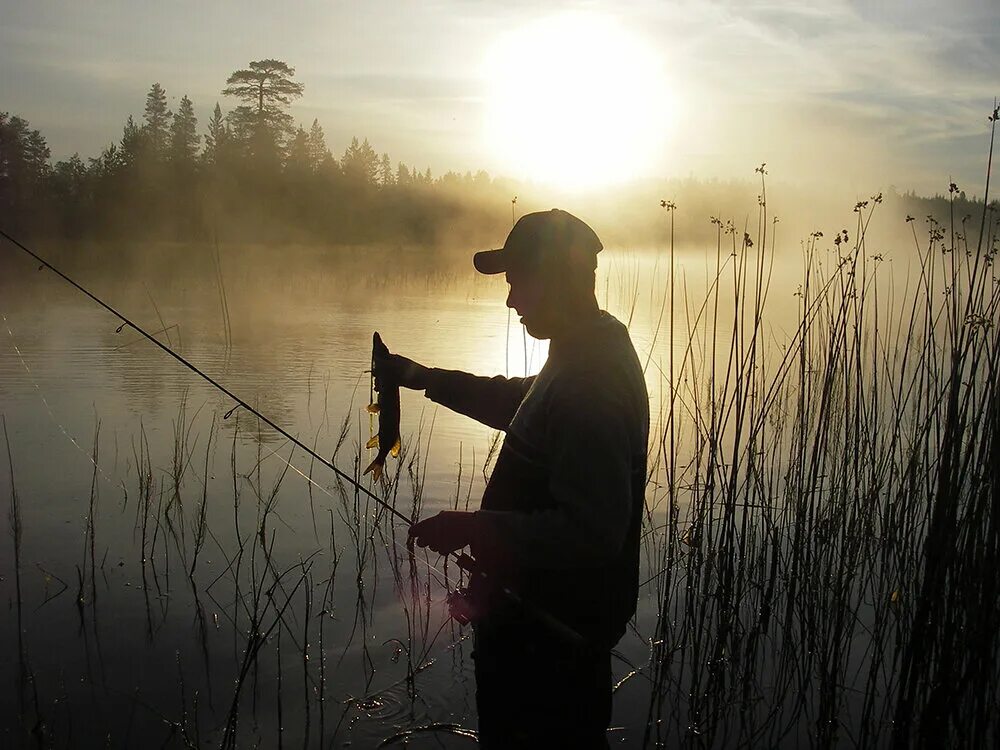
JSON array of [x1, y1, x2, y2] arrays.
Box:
[[452, 552, 587, 648], [455, 552, 477, 573]]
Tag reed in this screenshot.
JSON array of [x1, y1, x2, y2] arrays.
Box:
[[629, 134, 999, 746], [4, 110, 999, 749]]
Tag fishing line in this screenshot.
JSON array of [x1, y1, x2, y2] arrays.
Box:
[[2, 311, 118, 489], [253, 433, 458, 591], [2, 243, 460, 622], [0, 228, 586, 646], [0, 227, 412, 528], [5, 282, 448, 593]]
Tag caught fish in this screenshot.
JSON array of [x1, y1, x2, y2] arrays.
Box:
[[364, 332, 400, 482]]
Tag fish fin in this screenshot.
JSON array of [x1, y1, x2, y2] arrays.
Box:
[[365, 435, 379, 450], [390, 438, 401, 458], [366, 402, 380, 414], [363, 458, 383, 482]]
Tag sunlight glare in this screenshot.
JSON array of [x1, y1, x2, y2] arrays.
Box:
[[482, 13, 675, 191]]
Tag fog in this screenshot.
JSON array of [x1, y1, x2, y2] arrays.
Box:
[[2, 46, 999, 750]]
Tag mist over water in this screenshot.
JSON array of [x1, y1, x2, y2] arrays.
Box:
[[1, 185, 999, 747], [2, 4, 998, 742]]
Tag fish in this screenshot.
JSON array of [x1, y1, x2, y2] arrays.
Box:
[[363, 331, 400, 482]]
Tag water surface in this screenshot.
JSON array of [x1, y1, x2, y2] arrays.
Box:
[[1, 241, 711, 747]]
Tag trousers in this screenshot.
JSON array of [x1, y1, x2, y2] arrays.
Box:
[[472, 617, 612, 749]]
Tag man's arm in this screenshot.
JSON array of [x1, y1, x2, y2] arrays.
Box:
[[374, 346, 533, 431], [424, 369, 534, 431], [471, 381, 634, 569]]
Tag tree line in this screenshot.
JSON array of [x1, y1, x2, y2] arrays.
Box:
[[0, 59, 511, 246], [3, 59, 995, 252]]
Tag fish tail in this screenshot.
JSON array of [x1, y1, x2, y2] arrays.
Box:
[[363, 458, 383, 482]]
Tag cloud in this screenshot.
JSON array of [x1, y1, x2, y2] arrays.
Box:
[[2, 0, 996, 191], [614, 0, 998, 190]]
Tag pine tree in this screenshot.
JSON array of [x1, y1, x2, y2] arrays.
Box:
[[285, 125, 311, 173], [379, 152, 394, 187], [341, 137, 379, 184], [473, 169, 491, 188], [143, 83, 171, 159], [203, 103, 227, 165], [169, 95, 199, 165], [50, 154, 88, 200], [223, 59, 303, 115], [307, 119, 330, 172], [222, 59, 303, 157], [89, 143, 121, 177], [23, 129, 51, 178], [119, 116, 144, 168], [51, 154, 87, 197], [49, 154, 89, 235], [396, 162, 411, 185], [0, 113, 51, 228]]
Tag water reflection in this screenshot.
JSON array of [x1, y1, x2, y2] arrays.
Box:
[[3, 234, 990, 746], [0, 242, 792, 747]]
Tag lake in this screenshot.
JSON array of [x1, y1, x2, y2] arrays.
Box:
[[3, 233, 994, 748], [0, 241, 710, 748]]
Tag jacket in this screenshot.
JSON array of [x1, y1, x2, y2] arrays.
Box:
[[424, 310, 649, 647]]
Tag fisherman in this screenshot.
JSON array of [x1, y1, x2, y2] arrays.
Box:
[[376, 209, 649, 748]]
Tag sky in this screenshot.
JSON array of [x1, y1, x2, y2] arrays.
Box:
[[2, 0, 998, 196]]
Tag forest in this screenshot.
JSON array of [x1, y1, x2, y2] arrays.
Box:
[[2, 58, 996, 251], [0, 59, 517, 248]]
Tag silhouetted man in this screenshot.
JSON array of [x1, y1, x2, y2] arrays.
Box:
[[376, 209, 649, 748]]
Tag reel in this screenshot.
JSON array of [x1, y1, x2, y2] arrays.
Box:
[[447, 553, 484, 625], [446, 587, 481, 626]]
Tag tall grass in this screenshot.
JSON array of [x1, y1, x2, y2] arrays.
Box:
[[635, 143, 999, 745], [3, 113, 999, 748]]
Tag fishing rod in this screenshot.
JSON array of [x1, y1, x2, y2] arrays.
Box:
[[0, 227, 586, 647], [0, 227, 409, 522]]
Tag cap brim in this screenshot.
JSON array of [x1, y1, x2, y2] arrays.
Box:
[[473, 248, 507, 275]]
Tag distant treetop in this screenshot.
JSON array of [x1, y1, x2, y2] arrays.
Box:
[[222, 59, 304, 113]]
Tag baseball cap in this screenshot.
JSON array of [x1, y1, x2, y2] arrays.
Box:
[[473, 209, 603, 275]]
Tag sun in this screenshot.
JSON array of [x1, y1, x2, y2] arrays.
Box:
[[481, 12, 675, 192]]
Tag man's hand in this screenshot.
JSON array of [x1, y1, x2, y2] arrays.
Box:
[[372, 341, 431, 391], [408, 510, 475, 555]]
